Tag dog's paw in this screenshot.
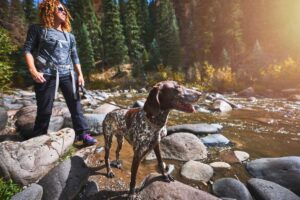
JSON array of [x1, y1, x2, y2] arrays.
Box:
[[163, 174, 174, 182], [111, 160, 123, 169], [107, 171, 115, 178]]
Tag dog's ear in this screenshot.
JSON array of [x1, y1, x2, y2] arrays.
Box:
[[144, 86, 160, 116]]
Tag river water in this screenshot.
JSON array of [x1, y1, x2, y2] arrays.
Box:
[[89, 94, 300, 193]]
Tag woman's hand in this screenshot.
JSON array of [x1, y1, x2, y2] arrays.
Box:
[[32, 71, 46, 83], [78, 74, 85, 87]]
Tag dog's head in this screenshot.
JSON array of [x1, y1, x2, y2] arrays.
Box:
[[144, 81, 202, 116]]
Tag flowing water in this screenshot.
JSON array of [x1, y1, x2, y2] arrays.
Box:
[[87, 94, 300, 193]]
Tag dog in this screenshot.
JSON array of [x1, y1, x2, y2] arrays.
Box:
[[102, 81, 202, 199]]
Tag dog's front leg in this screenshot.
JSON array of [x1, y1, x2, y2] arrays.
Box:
[[154, 143, 174, 182], [128, 152, 142, 200]]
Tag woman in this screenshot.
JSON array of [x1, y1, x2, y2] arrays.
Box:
[[23, 0, 97, 145]]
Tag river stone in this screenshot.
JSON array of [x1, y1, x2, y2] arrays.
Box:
[[234, 151, 249, 162], [48, 116, 64, 132], [209, 162, 231, 169], [238, 87, 255, 97], [145, 132, 207, 161], [288, 94, 300, 101], [19, 90, 35, 98], [167, 123, 221, 135], [181, 160, 213, 182], [93, 103, 119, 115], [213, 178, 253, 200], [0, 128, 75, 186], [246, 156, 300, 195], [210, 100, 233, 112], [247, 178, 300, 200], [0, 107, 8, 131], [11, 183, 43, 200], [132, 100, 145, 108], [139, 173, 220, 200], [64, 113, 106, 134], [200, 134, 230, 146], [38, 156, 89, 200]]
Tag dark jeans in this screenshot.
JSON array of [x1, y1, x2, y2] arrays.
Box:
[[32, 74, 88, 137]]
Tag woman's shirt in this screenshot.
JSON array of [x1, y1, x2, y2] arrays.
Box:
[[23, 24, 80, 76]]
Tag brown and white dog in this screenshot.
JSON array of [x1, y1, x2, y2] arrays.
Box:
[[102, 81, 202, 199]]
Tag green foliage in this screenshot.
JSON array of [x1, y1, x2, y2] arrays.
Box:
[[155, 0, 181, 70], [59, 146, 76, 162], [103, 0, 128, 70], [212, 66, 237, 91], [0, 28, 16, 91], [23, 0, 38, 24], [147, 39, 162, 70], [0, 178, 22, 200]]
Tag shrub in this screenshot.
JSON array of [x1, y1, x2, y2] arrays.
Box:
[[0, 178, 22, 200], [212, 66, 237, 92]]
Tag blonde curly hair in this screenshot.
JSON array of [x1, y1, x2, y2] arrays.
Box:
[[38, 0, 72, 32]]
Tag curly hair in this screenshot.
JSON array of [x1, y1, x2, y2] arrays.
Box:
[[38, 0, 72, 32]]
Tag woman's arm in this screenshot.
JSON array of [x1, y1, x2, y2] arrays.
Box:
[[74, 63, 85, 86], [70, 34, 84, 86], [24, 53, 46, 83]]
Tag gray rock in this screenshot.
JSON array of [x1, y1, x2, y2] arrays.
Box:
[[213, 178, 253, 200], [0, 128, 75, 186], [139, 173, 220, 200], [237, 87, 255, 97], [38, 156, 89, 200], [247, 178, 300, 200], [209, 162, 231, 169], [167, 123, 221, 135], [11, 183, 43, 200], [132, 100, 145, 108], [210, 100, 233, 112], [200, 134, 230, 146], [19, 90, 35, 98], [181, 160, 213, 182], [0, 107, 8, 131], [234, 151, 249, 163], [48, 116, 64, 133], [246, 156, 300, 195], [93, 103, 119, 115], [146, 132, 207, 161], [64, 114, 106, 134]]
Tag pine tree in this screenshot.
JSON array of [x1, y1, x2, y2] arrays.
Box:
[[221, 48, 231, 66], [102, 0, 128, 72], [147, 38, 162, 70], [155, 0, 181, 70], [23, 0, 38, 24], [75, 22, 95, 82], [0, 0, 9, 21], [124, 0, 146, 77]]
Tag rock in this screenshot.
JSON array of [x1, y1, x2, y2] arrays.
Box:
[[167, 123, 221, 135], [0, 128, 75, 186], [246, 156, 300, 195], [132, 100, 145, 108], [138, 173, 220, 200], [38, 156, 89, 200], [74, 145, 97, 163], [93, 103, 119, 115], [64, 113, 106, 134], [237, 87, 255, 97], [247, 97, 257, 102], [19, 90, 35, 98], [181, 160, 213, 182], [288, 94, 300, 101], [140, 88, 147, 93], [213, 178, 253, 200], [0, 107, 8, 131], [247, 178, 299, 200], [145, 132, 207, 161], [200, 134, 231, 146], [209, 162, 231, 169], [210, 100, 233, 112], [11, 183, 43, 200], [48, 116, 64, 133], [234, 151, 249, 162]]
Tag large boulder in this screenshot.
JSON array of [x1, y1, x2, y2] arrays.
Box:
[[0, 128, 75, 186], [210, 100, 233, 112], [38, 156, 89, 200], [138, 173, 220, 200], [167, 123, 221, 135], [64, 113, 106, 134], [145, 132, 207, 161], [212, 178, 253, 200], [93, 103, 119, 115], [11, 183, 43, 200], [247, 178, 300, 200], [181, 160, 214, 182], [246, 156, 300, 195], [0, 107, 8, 131]]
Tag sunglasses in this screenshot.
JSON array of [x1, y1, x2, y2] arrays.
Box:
[[57, 6, 65, 13]]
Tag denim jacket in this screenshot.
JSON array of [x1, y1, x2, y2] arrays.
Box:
[[23, 24, 80, 76]]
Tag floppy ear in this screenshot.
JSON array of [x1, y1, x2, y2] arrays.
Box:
[[144, 86, 160, 116]]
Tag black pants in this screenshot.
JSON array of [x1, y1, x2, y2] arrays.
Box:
[[32, 74, 88, 137]]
